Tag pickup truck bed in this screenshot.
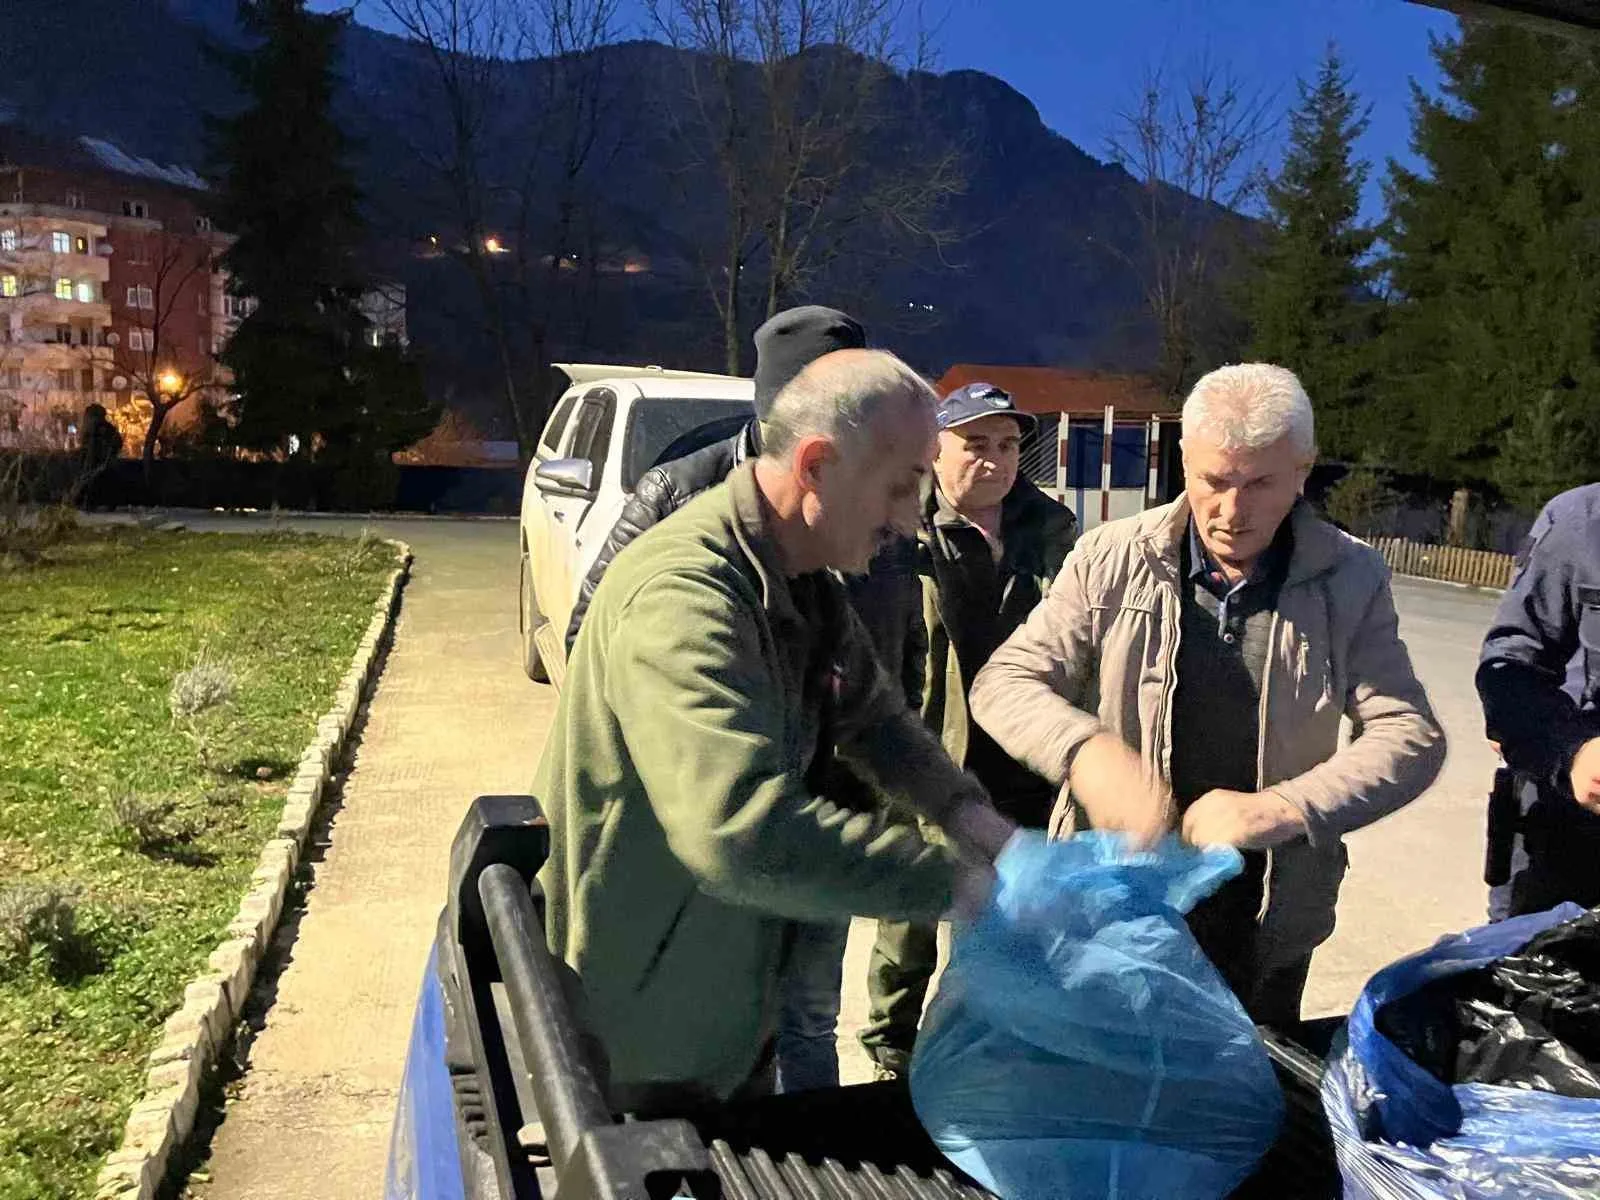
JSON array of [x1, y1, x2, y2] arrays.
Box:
[[391, 796, 1340, 1200]]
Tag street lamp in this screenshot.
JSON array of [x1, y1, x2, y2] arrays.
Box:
[[157, 368, 183, 397]]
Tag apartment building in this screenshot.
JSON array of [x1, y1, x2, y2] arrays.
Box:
[[0, 129, 228, 451], [1, 128, 412, 455], [0, 204, 116, 448]]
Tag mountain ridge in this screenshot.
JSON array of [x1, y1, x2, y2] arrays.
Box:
[[0, 0, 1163, 425]]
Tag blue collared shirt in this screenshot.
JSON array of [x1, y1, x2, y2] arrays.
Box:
[[1185, 520, 1289, 640]]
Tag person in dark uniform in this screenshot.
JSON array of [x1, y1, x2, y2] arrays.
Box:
[[1477, 482, 1600, 919]]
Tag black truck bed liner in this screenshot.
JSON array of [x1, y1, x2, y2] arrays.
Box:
[[443, 796, 1339, 1200]]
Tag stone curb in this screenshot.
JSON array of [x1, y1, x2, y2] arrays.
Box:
[[93, 538, 415, 1200]]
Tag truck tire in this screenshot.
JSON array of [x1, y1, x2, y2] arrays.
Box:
[[519, 550, 550, 683]]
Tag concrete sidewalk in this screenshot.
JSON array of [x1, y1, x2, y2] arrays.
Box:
[[188, 518, 550, 1199]]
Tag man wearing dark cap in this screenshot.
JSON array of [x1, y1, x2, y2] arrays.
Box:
[[561, 306, 928, 1094], [565, 305, 873, 654], [860, 380, 1077, 1080]]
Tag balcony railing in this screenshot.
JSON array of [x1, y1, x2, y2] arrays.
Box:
[[0, 295, 114, 322]]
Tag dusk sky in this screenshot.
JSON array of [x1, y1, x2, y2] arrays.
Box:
[[329, 0, 1460, 221]]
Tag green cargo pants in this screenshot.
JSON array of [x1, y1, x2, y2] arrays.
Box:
[[858, 918, 939, 1076]]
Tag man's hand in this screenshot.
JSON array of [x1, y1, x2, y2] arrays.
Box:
[[945, 798, 1018, 863], [947, 859, 998, 924], [1569, 737, 1600, 814], [1067, 732, 1174, 849], [1182, 789, 1307, 850]]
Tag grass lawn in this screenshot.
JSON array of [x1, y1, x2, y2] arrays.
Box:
[[0, 526, 395, 1200]]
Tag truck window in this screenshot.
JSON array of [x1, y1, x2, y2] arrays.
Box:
[[567, 389, 617, 485], [622, 398, 752, 490], [540, 393, 580, 456]]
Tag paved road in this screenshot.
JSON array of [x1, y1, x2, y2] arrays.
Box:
[[174, 514, 1503, 1188], [1301, 577, 1501, 1016]]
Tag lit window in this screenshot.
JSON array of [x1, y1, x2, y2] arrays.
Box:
[[55, 278, 73, 300], [137, 285, 153, 309], [128, 328, 148, 353], [76, 281, 95, 303], [75, 236, 89, 254], [0, 275, 15, 298], [0, 229, 14, 252], [51, 232, 72, 254]]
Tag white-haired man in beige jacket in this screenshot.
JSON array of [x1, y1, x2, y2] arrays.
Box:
[[969, 362, 1445, 1026]]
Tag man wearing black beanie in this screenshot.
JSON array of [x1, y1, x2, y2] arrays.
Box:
[[562, 306, 928, 1093], [564, 305, 868, 654]]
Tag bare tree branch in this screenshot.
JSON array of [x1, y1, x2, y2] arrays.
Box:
[[648, 0, 967, 370], [1105, 58, 1276, 399], [107, 231, 228, 474], [378, 0, 619, 460]]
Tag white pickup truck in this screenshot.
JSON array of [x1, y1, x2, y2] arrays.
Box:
[[518, 364, 753, 687]]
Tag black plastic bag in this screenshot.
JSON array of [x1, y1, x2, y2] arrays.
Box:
[[1323, 904, 1600, 1200], [1377, 908, 1600, 1097]]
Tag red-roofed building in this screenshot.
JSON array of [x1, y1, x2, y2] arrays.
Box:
[[931, 364, 1183, 530]]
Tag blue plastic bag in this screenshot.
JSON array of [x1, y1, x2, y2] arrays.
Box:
[[1324, 902, 1600, 1200], [910, 831, 1285, 1200]]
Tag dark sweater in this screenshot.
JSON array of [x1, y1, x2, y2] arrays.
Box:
[[1169, 519, 1291, 998]]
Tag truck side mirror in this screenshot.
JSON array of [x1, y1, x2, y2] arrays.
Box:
[[534, 457, 595, 499]]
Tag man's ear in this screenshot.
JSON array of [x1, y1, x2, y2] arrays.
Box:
[[792, 435, 835, 492]]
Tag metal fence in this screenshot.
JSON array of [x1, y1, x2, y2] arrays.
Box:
[[1369, 536, 1515, 590], [1020, 414, 1059, 486]]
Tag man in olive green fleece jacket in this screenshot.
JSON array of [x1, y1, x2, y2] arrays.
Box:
[[535, 349, 1014, 1110]]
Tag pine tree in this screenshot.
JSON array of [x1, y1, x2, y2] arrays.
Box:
[[208, 0, 434, 493], [1246, 47, 1378, 462], [1379, 20, 1600, 494], [1496, 389, 1600, 513]]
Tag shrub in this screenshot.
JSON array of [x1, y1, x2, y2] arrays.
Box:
[[332, 527, 385, 579], [108, 792, 195, 853], [1323, 465, 1401, 539], [169, 654, 237, 721], [0, 883, 79, 974]]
